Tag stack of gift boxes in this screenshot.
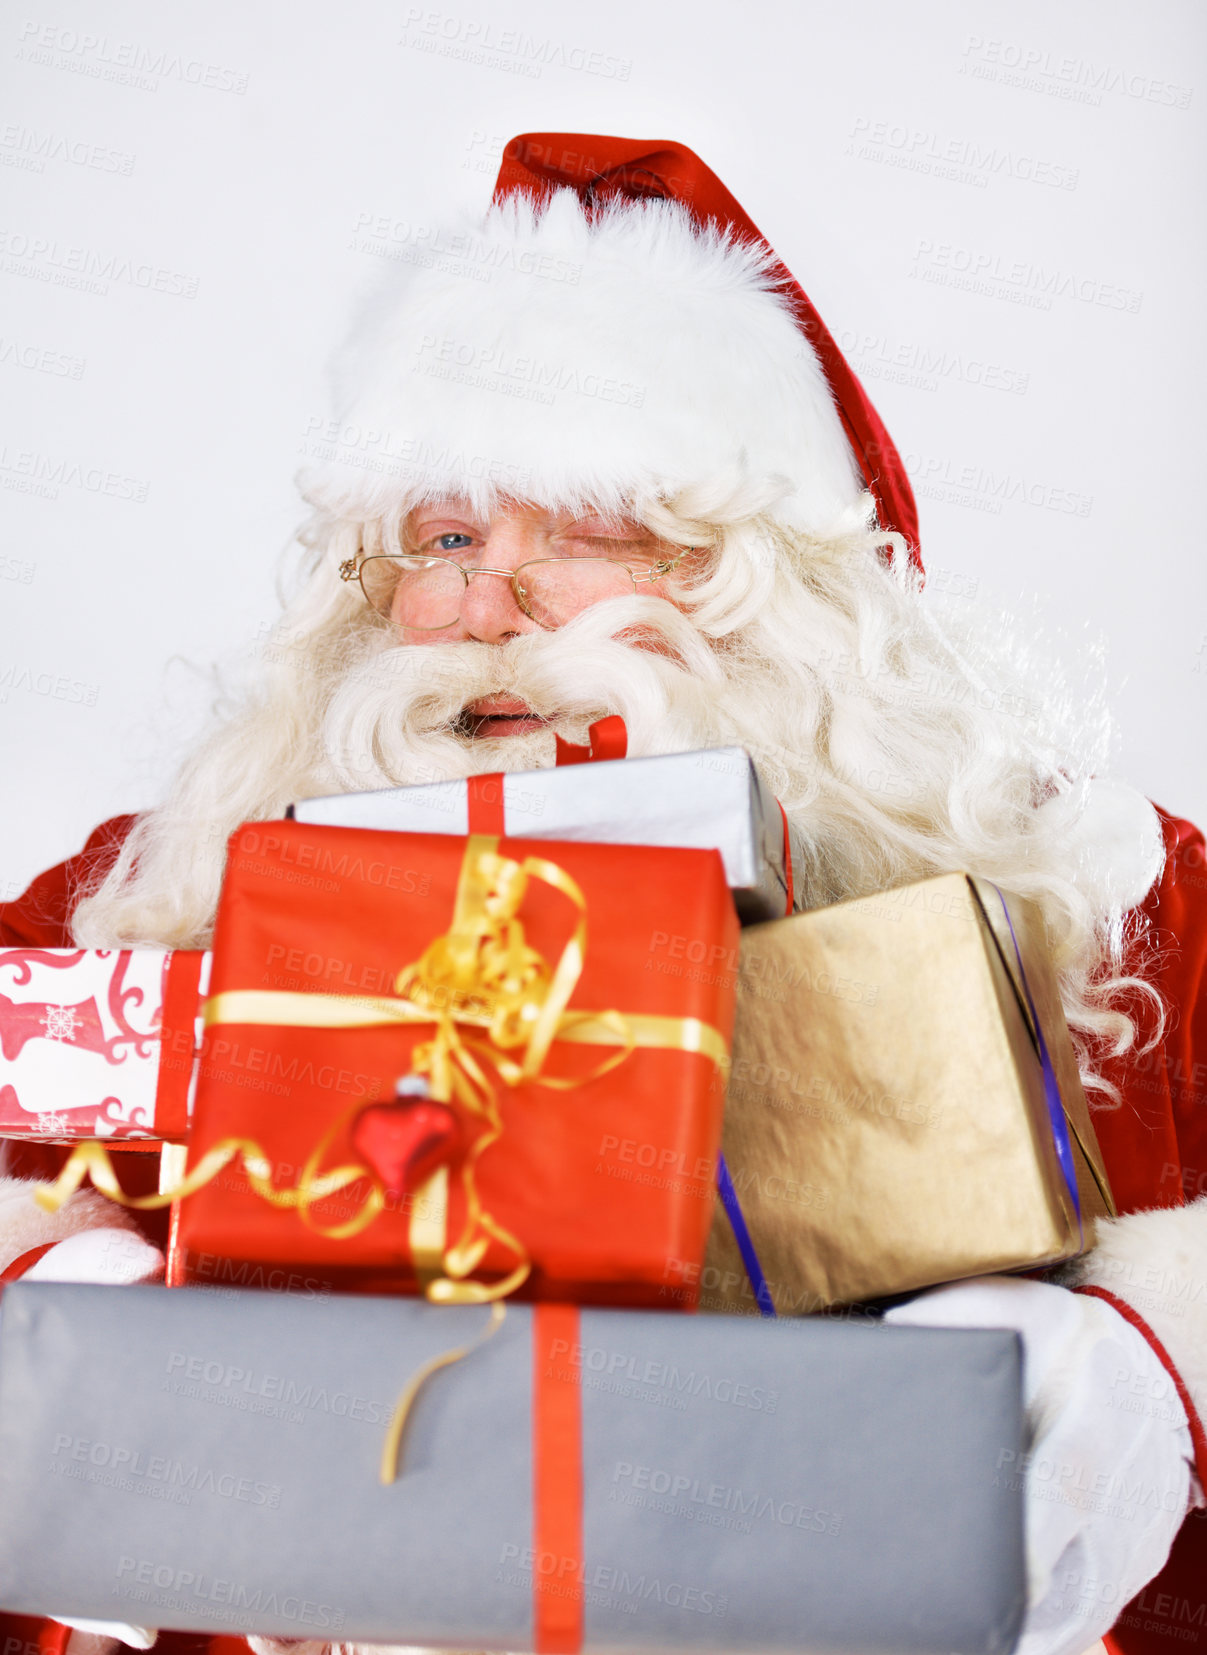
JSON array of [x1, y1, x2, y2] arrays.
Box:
[[0, 742, 1115, 1650]]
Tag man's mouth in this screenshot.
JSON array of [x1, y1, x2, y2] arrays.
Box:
[[458, 696, 551, 738]]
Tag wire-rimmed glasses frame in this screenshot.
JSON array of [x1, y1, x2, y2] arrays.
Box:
[[338, 544, 695, 632]]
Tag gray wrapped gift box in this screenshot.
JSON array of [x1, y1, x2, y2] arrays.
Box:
[[0, 1283, 1025, 1652], [291, 746, 802, 923]]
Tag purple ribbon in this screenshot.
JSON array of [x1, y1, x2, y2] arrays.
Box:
[[716, 1152, 777, 1317], [988, 883, 1083, 1242]]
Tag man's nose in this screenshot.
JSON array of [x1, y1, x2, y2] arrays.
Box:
[[457, 519, 544, 644]]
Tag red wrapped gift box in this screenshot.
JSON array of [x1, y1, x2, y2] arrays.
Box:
[[174, 822, 737, 1306]]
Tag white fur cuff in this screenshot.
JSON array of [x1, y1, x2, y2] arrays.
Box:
[[1061, 1197, 1207, 1430]]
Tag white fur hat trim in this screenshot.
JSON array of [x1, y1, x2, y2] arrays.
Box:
[[298, 190, 864, 533]]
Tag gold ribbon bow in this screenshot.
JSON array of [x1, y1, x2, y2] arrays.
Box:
[[37, 836, 730, 1306]]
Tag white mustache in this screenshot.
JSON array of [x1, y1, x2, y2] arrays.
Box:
[[318, 597, 733, 792]]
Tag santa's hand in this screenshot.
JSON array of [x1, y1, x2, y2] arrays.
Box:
[[885, 1276, 1198, 1655], [0, 1178, 163, 1285], [21, 1225, 163, 1285]]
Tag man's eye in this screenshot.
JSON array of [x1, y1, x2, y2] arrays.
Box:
[[433, 533, 474, 553], [569, 517, 643, 538], [557, 534, 646, 558]]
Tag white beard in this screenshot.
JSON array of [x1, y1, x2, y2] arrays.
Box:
[[318, 596, 742, 797]]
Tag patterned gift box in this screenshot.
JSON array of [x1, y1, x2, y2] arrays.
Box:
[[0, 947, 208, 1143]]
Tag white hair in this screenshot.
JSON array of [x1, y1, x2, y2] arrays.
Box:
[[72, 483, 1164, 1105]]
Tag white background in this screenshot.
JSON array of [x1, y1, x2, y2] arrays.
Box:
[[2, 0, 1205, 901]]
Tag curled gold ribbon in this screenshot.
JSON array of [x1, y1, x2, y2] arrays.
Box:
[[35, 1099, 387, 1240], [379, 1301, 506, 1485], [36, 836, 730, 1303]]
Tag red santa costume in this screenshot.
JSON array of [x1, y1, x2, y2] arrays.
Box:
[[1, 135, 1205, 1655]]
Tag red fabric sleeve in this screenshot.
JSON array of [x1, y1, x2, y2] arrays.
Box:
[[1147, 810, 1207, 1201], [1095, 806, 1207, 1655], [1093, 806, 1207, 1216], [0, 814, 137, 947]]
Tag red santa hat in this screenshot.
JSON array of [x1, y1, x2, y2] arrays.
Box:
[[300, 133, 919, 567]]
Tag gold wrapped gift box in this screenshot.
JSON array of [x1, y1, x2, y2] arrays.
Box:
[[700, 873, 1114, 1315]]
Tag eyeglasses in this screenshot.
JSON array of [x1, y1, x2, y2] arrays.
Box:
[[339, 546, 694, 632]]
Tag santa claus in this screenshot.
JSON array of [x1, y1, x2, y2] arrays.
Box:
[[1, 136, 1204, 1655]]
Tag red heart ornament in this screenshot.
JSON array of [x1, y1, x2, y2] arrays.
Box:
[[350, 1098, 460, 1197]]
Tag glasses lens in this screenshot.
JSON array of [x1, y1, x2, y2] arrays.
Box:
[[360, 555, 466, 630], [518, 559, 637, 628]]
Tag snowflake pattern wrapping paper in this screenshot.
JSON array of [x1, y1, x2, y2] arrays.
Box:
[[0, 948, 209, 1142]]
